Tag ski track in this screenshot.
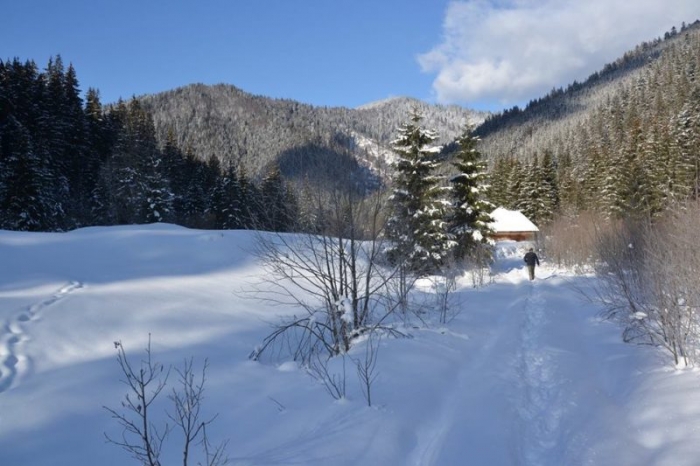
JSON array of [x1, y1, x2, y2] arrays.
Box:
[[407, 288, 515, 466], [0, 281, 83, 393], [408, 261, 574, 466], [516, 281, 565, 466]]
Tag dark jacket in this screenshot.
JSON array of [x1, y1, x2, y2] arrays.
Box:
[[524, 251, 540, 267]]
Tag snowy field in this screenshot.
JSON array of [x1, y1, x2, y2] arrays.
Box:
[[2, 224, 700, 466]]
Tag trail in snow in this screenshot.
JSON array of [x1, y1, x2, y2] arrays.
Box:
[[407, 291, 516, 466], [404, 243, 587, 466], [516, 281, 566, 465], [0, 281, 83, 393]]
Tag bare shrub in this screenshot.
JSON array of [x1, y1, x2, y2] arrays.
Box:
[[541, 211, 601, 271], [248, 187, 406, 365], [637, 203, 700, 365], [591, 202, 700, 366], [104, 337, 229, 466], [104, 338, 170, 466], [168, 358, 229, 466], [307, 352, 347, 400], [464, 243, 494, 288], [431, 272, 459, 324], [591, 218, 649, 324], [353, 334, 380, 407]]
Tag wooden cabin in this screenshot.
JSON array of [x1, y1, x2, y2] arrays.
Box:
[[489, 207, 539, 241]]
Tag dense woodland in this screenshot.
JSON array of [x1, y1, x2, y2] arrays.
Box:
[[0, 57, 298, 232], [1, 21, 699, 235], [481, 21, 700, 225]]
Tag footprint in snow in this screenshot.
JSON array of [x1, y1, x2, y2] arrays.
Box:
[[0, 281, 83, 393]]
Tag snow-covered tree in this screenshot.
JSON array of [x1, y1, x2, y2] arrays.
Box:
[[519, 153, 558, 225], [0, 116, 64, 231], [140, 151, 174, 223], [449, 124, 494, 260], [386, 108, 454, 274], [209, 165, 243, 230], [260, 165, 297, 232]]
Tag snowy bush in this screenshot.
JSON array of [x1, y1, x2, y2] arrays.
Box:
[[592, 203, 700, 366]]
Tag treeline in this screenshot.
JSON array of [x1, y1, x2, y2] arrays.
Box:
[[481, 22, 700, 224], [0, 57, 297, 232]]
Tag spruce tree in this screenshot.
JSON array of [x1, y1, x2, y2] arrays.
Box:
[[210, 164, 243, 230], [488, 156, 512, 208], [519, 153, 557, 225], [260, 165, 294, 232], [0, 116, 63, 231], [386, 108, 454, 274], [516, 157, 539, 222], [140, 151, 174, 223], [449, 124, 494, 260], [179, 151, 210, 227]]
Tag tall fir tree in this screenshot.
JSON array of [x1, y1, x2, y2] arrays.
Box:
[[0, 116, 63, 231], [210, 164, 243, 230], [488, 156, 512, 209], [449, 124, 494, 260], [62, 63, 91, 226], [386, 108, 454, 274], [180, 151, 209, 227], [518, 153, 558, 225], [260, 165, 295, 232], [140, 150, 174, 223], [237, 165, 261, 229]]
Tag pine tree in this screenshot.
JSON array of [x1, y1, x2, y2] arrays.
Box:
[[449, 124, 494, 260], [41, 56, 72, 228], [210, 164, 244, 230], [518, 153, 558, 225], [84, 88, 110, 224], [488, 156, 512, 208], [507, 158, 526, 211], [140, 151, 174, 223], [386, 108, 454, 274], [260, 165, 295, 232], [62, 63, 91, 226], [237, 166, 261, 229], [516, 157, 540, 221], [179, 152, 210, 227], [0, 116, 63, 231], [672, 89, 700, 199]]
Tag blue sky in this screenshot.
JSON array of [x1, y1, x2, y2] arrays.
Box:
[[3, 0, 700, 112]]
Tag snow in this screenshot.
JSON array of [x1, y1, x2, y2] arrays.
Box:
[[490, 207, 539, 232], [2, 224, 700, 465]]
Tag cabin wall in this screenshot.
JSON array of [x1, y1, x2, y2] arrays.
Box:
[[490, 231, 537, 241]]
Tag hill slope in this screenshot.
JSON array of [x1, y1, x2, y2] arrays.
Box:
[[465, 20, 700, 220], [140, 86, 487, 180], [2, 226, 700, 465]]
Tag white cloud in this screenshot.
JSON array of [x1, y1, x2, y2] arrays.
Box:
[[419, 0, 700, 109]]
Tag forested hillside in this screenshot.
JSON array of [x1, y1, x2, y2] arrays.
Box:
[[478, 21, 700, 224], [139, 86, 485, 181]]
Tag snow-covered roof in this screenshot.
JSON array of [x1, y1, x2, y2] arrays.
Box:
[[489, 207, 539, 232]]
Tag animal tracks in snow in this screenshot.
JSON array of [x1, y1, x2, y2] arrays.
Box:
[[0, 281, 83, 393]]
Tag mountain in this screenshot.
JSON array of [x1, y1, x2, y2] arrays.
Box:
[[139, 86, 487, 185]]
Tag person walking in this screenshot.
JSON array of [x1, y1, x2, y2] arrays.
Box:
[[523, 247, 540, 280]]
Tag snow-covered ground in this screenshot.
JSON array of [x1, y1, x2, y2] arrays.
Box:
[[2, 224, 700, 465]]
